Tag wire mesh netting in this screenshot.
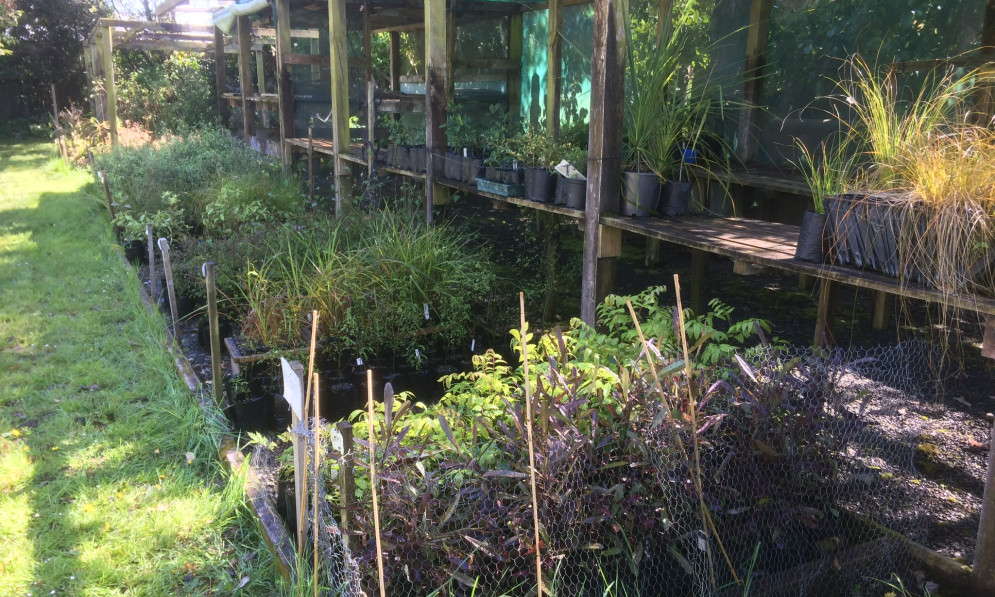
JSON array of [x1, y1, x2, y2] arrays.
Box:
[[261, 340, 940, 597]]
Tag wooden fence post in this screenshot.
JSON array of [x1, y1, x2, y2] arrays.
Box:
[[158, 238, 180, 338], [98, 170, 120, 239], [204, 262, 223, 403], [145, 224, 159, 304], [281, 358, 308, 545], [337, 421, 355, 551]]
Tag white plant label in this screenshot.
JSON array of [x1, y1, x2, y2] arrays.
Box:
[[471, 339, 476, 352], [357, 357, 363, 366], [424, 303, 430, 320], [281, 358, 304, 419]]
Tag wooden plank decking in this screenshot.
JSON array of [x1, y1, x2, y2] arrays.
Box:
[[605, 214, 995, 316]]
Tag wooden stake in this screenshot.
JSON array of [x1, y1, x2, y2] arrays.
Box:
[[157, 238, 179, 338], [308, 122, 315, 202], [625, 295, 739, 585], [337, 421, 355, 550], [146, 224, 159, 304], [674, 274, 717, 590], [99, 171, 120, 239], [313, 372, 321, 597], [519, 292, 544, 595], [367, 369, 387, 597], [204, 262, 223, 403]]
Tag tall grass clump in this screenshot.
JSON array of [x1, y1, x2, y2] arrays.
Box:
[[816, 55, 995, 298]]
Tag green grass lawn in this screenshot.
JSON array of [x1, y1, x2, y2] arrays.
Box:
[[0, 140, 282, 596]]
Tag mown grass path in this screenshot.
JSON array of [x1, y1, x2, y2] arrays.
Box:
[[0, 141, 281, 596]]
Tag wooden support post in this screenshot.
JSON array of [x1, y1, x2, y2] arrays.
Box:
[[363, 0, 373, 87], [275, 0, 295, 168], [146, 224, 159, 305], [645, 238, 662, 266], [424, 0, 453, 222], [214, 27, 229, 126], [736, 0, 773, 163], [581, 0, 627, 325], [656, 0, 673, 41], [798, 273, 815, 291], [367, 80, 376, 171], [100, 25, 118, 146], [280, 358, 308, 546], [983, 316, 995, 360], [237, 16, 256, 143], [204, 262, 224, 403], [872, 290, 892, 331], [813, 278, 838, 347], [308, 122, 315, 201], [51, 84, 66, 159], [337, 421, 355, 550], [508, 14, 523, 127], [92, 33, 105, 123], [975, 381, 995, 594], [546, 0, 563, 137], [389, 31, 401, 92], [256, 51, 269, 128], [329, 0, 353, 214], [690, 249, 707, 314], [158, 238, 180, 339]]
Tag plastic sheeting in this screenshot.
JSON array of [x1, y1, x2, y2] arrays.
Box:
[[213, 0, 270, 34]]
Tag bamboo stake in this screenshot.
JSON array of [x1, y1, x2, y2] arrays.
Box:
[[308, 120, 315, 202], [158, 238, 179, 339], [519, 292, 544, 595], [367, 369, 387, 597], [298, 310, 320, 548], [99, 170, 120, 239], [673, 274, 718, 590], [313, 372, 321, 597], [625, 294, 738, 585]]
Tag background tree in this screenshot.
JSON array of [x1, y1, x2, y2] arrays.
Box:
[[0, 0, 107, 122]]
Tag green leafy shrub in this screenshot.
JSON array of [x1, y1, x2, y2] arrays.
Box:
[[115, 51, 218, 135]]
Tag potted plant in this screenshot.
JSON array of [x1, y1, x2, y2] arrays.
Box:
[[554, 145, 588, 209], [822, 55, 995, 293], [507, 127, 567, 203], [792, 136, 854, 263]]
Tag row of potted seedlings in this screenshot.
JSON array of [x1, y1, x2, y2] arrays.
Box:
[[791, 56, 995, 296]]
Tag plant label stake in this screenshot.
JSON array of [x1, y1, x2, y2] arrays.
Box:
[[307, 119, 315, 203], [281, 358, 307, 545], [519, 292, 544, 595], [145, 224, 159, 304], [157, 238, 179, 339], [313, 373, 321, 597], [203, 262, 223, 403]]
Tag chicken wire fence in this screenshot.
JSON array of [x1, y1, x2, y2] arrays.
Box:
[[260, 340, 938, 597]]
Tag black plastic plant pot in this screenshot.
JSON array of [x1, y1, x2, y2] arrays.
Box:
[[444, 152, 462, 180], [409, 146, 426, 173], [661, 181, 694, 217], [563, 178, 587, 210], [319, 376, 358, 423], [232, 394, 272, 433], [197, 317, 232, 351], [124, 240, 147, 265], [794, 210, 828, 263], [621, 171, 661, 217], [276, 476, 297, 539], [523, 168, 557, 202], [393, 146, 410, 171], [499, 167, 523, 186], [463, 156, 484, 184]]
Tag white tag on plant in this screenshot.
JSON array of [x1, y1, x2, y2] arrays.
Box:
[[356, 357, 363, 366], [424, 303, 430, 320], [554, 159, 586, 180], [281, 358, 304, 419], [471, 339, 476, 352]]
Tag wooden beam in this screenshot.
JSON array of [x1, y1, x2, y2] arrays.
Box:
[[363, 0, 373, 86], [424, 0, 453, 222], [508, 14, 523, 126], [114, 39, 213, 52], [256, 50, 269, 128], [214, 27, 229, 127], [101, 25, 118, 146], [154, 0, 187, 17], [737, 0, 773, 163], [581, 0, 627, 324], [453, 58, 521, 71], [546, 0, 563, 137], [237, 16, 256, 142], [100, 18, 213, 33], [329, 0, 354, 213]]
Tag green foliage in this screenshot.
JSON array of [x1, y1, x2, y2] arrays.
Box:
[[506, 127, 574, 171], [115, 51, 219, 135], [95, 128, 300, 241]]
